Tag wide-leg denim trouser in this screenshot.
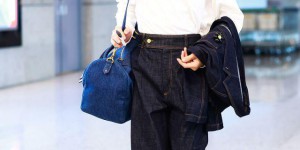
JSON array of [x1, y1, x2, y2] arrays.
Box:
[[130, 33, 208, 150]]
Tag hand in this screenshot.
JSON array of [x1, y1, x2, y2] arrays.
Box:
[[110, 26, 133, 48], [176, 47, 204, 71]]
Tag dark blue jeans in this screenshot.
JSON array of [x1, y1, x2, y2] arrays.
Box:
[[130, 33, 208, 150]]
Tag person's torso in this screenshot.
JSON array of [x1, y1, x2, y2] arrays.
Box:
[[135, 0, 217, 35]]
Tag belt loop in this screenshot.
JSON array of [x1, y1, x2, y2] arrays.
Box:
[[141, 33, 146, 48], [184, 35, 188, 48]]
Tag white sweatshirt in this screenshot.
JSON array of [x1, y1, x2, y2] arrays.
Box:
[[115, 0, 244, 35]]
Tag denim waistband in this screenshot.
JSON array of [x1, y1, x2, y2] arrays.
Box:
[[139, 32, 201, 49]]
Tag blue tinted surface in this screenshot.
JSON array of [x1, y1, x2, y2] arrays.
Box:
[[237, 0, 268, 9]]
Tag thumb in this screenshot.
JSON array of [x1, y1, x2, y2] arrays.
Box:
[[124, 28, 132, 35]]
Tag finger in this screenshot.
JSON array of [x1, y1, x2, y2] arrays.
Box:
[[124, 29, 130, 42], [124, 28, 132, 35], [111, 39, 118, 47], [191, 67, 198, 71], [177, 60, 192, 69], [124, 28, 133, 42], [193, 57, 204, 67], [191, 58, 205, 70], [111, 40, 121, 48], [115, 28, 126, 40], [181, 50, 184, 61], [190, 60, 203, 71], [185, 60, 199, 68], [113, 26, 122, 36], [177, 58, 198, 69], [112, 34, 122, 45], [182, 54, 196, 63], [183, 47, 188, 57], [177, 58, 185, 67], [111, 38, 122, 48]]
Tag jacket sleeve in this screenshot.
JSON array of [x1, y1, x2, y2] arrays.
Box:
[[115, 0, 137, 31], [187, 29, 221, 67], [216, 0, 244, 33], [187, 20, 236, 111], [188, 26, 225, 87]]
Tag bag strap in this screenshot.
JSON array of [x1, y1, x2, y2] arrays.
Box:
[[100, 0, 130, 58], [122, 0, 130, 31]]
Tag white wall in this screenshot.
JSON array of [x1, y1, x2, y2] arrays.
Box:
[[82, 0, 117, 67], [0, 0, 55, 88], [0, 0, 119, 88]]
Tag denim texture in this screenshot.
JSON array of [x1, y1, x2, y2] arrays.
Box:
[[130, 33, 208, 150], [81, 30, 141, 124], [188, 17, 250, 117]]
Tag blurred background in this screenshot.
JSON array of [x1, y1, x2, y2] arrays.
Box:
[[0, 0, 299, 150]]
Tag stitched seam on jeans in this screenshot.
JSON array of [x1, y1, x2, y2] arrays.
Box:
[[143, 33, 200, 38], [169, 50, 173, 95], [145, 45, 185, 50]]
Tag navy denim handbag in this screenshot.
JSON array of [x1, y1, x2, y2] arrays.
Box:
[[80, 0, 140, 123]]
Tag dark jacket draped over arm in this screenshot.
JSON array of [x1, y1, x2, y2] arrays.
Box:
[[184, 16, 250, 131]]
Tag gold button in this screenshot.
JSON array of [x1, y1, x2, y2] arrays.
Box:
[[147, 39, 152, 43], [218, 35, 222, 40]]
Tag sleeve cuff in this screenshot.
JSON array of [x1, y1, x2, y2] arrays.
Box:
[[187, 45, 208, 65]]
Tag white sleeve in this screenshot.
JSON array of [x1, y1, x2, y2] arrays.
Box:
[[216, 0, 244, 33], [115, 0, 137, 30]]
